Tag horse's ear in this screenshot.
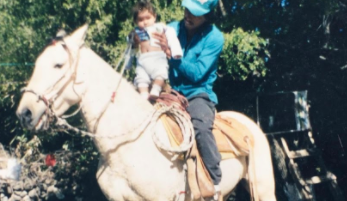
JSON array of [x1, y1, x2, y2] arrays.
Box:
[[56, 29, 67, 38], [69, 24, 88, 47]]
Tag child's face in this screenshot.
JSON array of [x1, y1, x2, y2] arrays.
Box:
[[136, 9, 156, 28]]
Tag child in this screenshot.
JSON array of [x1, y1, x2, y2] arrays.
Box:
[[131, 1, 182, 99]]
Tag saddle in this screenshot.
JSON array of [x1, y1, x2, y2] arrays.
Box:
[[155, 91, 254, 200]]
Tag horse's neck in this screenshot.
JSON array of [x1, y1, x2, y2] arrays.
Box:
[[78, 48, 154, 152]]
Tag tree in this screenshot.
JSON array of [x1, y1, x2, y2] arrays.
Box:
[[216, 0, 347, 198]]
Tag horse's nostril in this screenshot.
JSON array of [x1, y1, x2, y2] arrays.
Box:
[[23, 108, 32, 119], [18, 108, 33, 126]]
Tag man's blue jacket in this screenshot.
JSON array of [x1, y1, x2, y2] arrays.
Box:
[[168, 20, 224, 104]]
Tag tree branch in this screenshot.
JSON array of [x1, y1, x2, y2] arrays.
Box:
[[219, 0, 227, 16]]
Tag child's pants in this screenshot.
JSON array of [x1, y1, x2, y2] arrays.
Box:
[[134, 51, 168, 87]]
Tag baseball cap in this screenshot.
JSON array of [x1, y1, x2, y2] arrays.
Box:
[[182, 0, 218, 17]]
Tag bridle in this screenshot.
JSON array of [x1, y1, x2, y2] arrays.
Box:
[[21, 38, 83, 129], [21, 33, 134, 132]]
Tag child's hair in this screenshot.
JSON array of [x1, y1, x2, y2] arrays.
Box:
[[132, 1, 157, 22]]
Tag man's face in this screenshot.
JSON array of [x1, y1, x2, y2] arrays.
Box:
[[184, 8, 207, 31], [136, 10, 156, 28]]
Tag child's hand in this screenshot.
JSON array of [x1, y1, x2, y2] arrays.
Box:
[[128, 30, 139, 48], [152, 32, 171, 59]]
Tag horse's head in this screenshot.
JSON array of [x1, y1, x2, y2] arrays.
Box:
[[16, 24, 89, 131]]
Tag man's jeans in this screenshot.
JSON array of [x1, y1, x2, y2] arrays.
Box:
[[186, 93, 222, 185]]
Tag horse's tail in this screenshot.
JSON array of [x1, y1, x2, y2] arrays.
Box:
[[242, 113, 276, 201], [218, 111, 276, 201], [247, 136, 259, 201]]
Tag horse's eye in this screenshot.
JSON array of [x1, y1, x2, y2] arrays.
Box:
[[54, 64, 63, 68]]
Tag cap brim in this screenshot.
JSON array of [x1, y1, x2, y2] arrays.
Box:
[[182, 0, 209, 17]]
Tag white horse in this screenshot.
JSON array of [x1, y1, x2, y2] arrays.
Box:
[[16, 25, 276, 201]]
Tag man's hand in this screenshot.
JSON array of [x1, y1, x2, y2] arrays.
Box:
[[152, 32, 171, 59]]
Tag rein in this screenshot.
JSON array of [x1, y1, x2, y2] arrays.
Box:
[[88, 33, 134, 132], [54, 103, 194, 154]]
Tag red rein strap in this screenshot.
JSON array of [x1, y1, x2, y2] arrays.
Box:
[[111, 92, 116, 103]]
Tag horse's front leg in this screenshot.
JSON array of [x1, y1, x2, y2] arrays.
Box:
[[96, 163, 141, 201]]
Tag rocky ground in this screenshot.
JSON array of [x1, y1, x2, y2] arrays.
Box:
[[0, 140, 100, 201]]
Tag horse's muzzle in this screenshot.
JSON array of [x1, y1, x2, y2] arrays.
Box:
[[16, 107, 34, 129]]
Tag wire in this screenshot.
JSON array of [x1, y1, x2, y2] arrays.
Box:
[[0, 63, 34, 67]]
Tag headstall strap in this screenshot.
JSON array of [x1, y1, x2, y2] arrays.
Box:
[[21, 88, 49, 107], [20, 38, 72, 117]]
